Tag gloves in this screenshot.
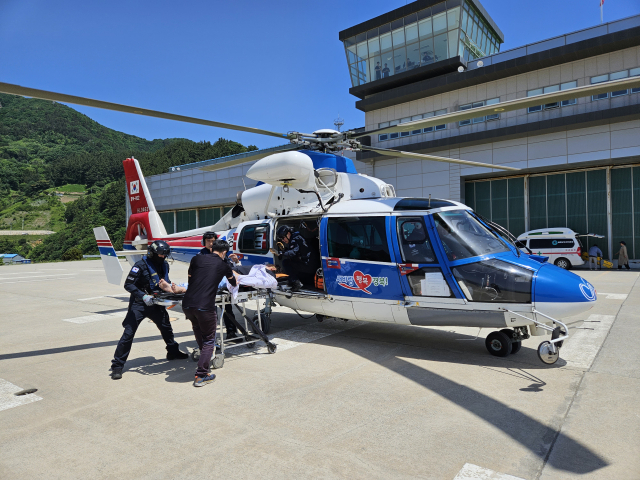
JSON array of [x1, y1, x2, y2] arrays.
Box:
[[142, 294, 154, 306]]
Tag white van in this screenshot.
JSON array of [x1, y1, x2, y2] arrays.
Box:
[[516, 228, 585, 270]]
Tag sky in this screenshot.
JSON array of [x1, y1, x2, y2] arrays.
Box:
[[1, 0, 639, 150]]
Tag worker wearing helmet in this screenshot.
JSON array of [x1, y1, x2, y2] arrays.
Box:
[[110, 240, 188, 380], [272, 225, 314, 291]]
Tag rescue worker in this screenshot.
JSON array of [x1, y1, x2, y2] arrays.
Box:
[[199, 231, 242, 340], [183, 239, 237, 387], [110, 240, 188, 380], [272, 225, 314, 290]]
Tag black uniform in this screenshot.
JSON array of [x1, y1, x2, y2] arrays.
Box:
[[197, 247, 239, 336], [111, 257, 181, 370], [280, 231, 315, 286]]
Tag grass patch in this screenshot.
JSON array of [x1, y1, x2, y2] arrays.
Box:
[[56, 184, 86, 193]]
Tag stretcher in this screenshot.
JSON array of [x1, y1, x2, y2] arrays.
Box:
[[152, 287, 277, 370]]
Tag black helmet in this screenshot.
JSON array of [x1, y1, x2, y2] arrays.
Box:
[[202, 231, 218, 246], [277, 225, 293, 240], [147, 240, 171, 261]]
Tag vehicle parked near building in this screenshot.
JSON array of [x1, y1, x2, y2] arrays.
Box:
[[516, 228, 586, 270]]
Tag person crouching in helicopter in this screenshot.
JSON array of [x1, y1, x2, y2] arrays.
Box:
[[110, 240, 189, 380], [271, 225, 314, 291]]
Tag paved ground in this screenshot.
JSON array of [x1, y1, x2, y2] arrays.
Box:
[[0, 260, 638, 479]]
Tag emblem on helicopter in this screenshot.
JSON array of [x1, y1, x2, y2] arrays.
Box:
[[579, 280, 596, 301], [337, 270, 388, 295]]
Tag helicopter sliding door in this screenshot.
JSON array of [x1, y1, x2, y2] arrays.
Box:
[[321, 215, 404, 323]]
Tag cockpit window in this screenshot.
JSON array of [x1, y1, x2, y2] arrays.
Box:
[[452, 259, 533, 303], [397, 217, 437, 264], [433, 210, 509, 261]]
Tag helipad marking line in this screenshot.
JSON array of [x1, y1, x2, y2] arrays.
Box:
[[0, 273, 75, 281], [63, 313, 124, 324], [0, 379, 42, 412], [560, 314, 616, 370], [0, 278, 76, 285], [78, 294, 130, 301], [596, 293, 628, 300], [453, 463, 524, 480]]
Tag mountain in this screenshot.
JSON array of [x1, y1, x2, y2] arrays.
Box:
[[0, 93, 257, 262]]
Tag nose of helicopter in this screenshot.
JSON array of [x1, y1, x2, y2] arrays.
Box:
[[534, 264, 597, 318]]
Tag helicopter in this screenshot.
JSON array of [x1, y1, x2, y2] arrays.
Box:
[[3, 76, 638, 364]]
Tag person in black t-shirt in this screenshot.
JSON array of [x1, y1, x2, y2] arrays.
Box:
[[183, 239, 237, 387], [199, 231, 242, 339]]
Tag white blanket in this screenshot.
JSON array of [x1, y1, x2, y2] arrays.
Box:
[[222, 265, 278, 300]]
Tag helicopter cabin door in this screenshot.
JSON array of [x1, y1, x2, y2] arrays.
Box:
[[392, 215, 465, 302], [321, 215, 404, 323]]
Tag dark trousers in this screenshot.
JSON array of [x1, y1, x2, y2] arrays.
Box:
[[282, 259, 316, 286], [183, 307, 217, 378], [112, 302, 179, 369], [223, 304, 237, 334]]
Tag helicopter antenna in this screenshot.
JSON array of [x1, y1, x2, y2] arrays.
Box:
[[241, 177, 247, 191], [333, 115, 344, 132], [428, 194, 431, 208]]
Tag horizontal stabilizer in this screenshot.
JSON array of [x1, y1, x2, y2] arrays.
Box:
[[93, 226, 123, 285]]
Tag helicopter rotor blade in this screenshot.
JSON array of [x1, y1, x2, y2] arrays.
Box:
[[0, 82, 291, 140], [353, 76, 640, 138], [359, 145, 520, 171], [193, 144, 302, 172]]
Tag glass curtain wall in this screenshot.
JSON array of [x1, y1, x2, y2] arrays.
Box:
[[343, 0, 490, 87], [459, 1, 500, 62]]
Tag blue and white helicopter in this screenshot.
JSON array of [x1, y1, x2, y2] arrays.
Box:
[[3, 79, 631, 364]]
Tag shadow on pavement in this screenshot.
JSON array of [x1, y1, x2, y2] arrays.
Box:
[[313, 324, 608, 475]]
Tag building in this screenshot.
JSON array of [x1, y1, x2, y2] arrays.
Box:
[[0, 254, 29, 264], [340, 1, 640, 262], [146, 1, 640, 262]]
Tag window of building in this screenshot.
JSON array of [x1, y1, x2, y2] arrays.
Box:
[[159, 211, 175, 235], [238, 224, 270, 254], [459, 98, 500, 126], [631, 67, 640, 93], [527, 81, 577, 113], [591, 74, 610, 100], [327, 216, 391, 262], [176, 210, 197, 233], [378, 109, 447, 142], [198, 208, 221, 228], [343, 0, 496, 88]]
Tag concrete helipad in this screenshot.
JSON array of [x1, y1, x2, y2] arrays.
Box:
[[0, 260, 638, 479]]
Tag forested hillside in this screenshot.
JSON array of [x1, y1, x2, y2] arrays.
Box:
[[0, 93, 258, 262]]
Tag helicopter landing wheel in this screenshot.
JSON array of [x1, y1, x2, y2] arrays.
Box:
[[537, 341, 559, 365], [499, 329, 521, 354], [485, 331, 512, 357]]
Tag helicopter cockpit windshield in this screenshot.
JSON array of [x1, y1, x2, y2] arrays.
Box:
[[433, 210, 509, 261]]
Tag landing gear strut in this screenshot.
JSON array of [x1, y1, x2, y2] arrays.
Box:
[[500, 309, 569, 365]]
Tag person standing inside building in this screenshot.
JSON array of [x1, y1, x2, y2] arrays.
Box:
[[382, 63, 390, 78], [198, 232, 242, 340], [616, 241, 631, 270], [375, 62, 382, 80], [111, 241, 188, 380], [182, 239, 237, 387], [588, 244, 603, 270]]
